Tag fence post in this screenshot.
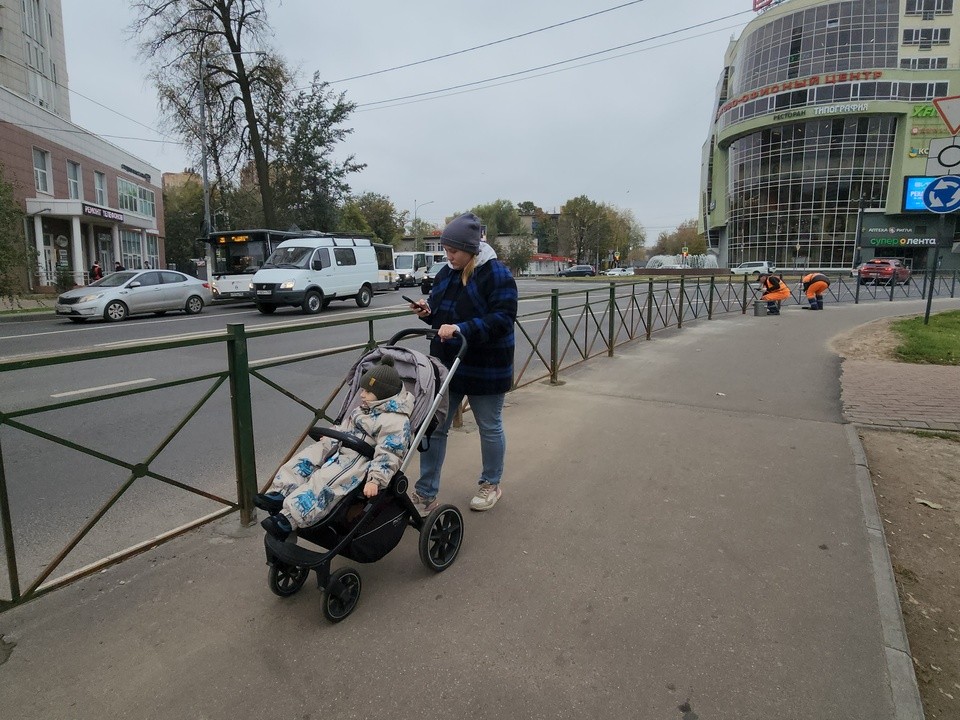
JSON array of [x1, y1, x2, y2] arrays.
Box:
[[741, 274, 749, 314], [226, 323, 258, 526], [646, 279, 654, 340], [952, 269, 957, 298], [0, 436, 21, 603], [708, 276, 716, 319], [678, 275, 685, 329], [608, 283, 616, 357], [550, 289, 559, 384]]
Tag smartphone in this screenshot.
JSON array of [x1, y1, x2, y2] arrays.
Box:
[[401, 295, 420, 305]]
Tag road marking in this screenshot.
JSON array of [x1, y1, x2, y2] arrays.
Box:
[[50, 378, 157, 398]]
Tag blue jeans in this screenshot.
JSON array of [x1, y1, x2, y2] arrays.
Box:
[[416, 391, 506, 500]]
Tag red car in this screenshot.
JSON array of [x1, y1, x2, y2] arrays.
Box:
[[858, 258, 911, 285]]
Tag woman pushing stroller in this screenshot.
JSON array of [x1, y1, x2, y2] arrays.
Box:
[[257, 357, 413, 540]]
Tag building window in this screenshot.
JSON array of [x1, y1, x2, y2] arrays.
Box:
[[33, 148, 49, 193], [900, 56, 948, 69], [146, 236, 160, 270], [95, 171, 107, 205], [67, 161, 81, 200], [118, 178, 156, 217], [120, 229, 143, 269], [902, 28, 951, 46], [905, 0, 954, 15]]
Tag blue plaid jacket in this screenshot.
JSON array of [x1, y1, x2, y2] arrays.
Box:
[[422, 256, 518, 395]]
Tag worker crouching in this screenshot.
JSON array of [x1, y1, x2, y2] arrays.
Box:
[[801, 272, 830, 310], [758, 273, 790, 315]]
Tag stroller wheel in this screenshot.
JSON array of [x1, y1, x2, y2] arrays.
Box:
[[418, 504, 464, 572], [268, 562, 310, 597], [322, 567, 362, 623]]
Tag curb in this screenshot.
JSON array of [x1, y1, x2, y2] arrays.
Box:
[[845, 423, 925, 720]]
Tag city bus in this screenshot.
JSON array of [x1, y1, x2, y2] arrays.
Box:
[[204, 229, 307, 301]]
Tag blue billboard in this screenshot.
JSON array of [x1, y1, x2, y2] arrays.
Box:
[[903, 176, 938, 211]]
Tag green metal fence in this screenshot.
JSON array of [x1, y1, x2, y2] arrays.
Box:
[[0, 271, 955, 610]]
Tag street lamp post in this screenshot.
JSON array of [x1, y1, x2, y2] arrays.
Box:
[[413, 199, 434, 250]]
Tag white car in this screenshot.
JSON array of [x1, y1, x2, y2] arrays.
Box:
[[730, 261, 776, 276], [602, 267, 635, 276], [55, 270, 212, 322]]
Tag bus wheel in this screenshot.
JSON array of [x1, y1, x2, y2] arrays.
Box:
[[355, 284, 372, 308], [302, 290, 323, 314]]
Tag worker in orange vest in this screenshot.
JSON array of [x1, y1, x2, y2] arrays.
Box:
[[758, 273, 790, 315], [801, 272, 830, 310]]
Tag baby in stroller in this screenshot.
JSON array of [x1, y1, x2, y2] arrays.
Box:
[[256, 357, 414, 541]]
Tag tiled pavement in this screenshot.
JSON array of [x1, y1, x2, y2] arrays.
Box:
[[840, 358, 960, 432]]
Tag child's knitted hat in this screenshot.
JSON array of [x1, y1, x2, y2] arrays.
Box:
[[359, 356, 403, 400]]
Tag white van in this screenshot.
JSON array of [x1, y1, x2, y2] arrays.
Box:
[[394, 251, 429, 288], [250, 235, 378, 314]]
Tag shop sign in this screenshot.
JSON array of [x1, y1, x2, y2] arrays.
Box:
[[717, 71, 883, 118], [82, 204, 124, 222], [868, 237, 938, 247], [908, 146, 930, 158], [812, 103, 869, 116]]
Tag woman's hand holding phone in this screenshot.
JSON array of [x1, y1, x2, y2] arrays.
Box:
[[402, 295, 430, 317]]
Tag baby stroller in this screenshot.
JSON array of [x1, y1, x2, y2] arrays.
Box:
[[260, 328, 466, 622]]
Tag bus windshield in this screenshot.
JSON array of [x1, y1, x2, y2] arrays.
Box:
[[395, 255, 413, 270]]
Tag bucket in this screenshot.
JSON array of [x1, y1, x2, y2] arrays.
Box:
[[753, 301, 765, 316]]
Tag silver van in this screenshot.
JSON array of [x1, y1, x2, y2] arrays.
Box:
[[251, 235, 378, 314]]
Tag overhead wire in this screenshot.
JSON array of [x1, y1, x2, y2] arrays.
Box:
[[356, 15, 750, 111], [327, 0, 649, 84]]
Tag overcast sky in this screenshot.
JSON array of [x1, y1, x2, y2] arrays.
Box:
[[61, 0, 755, 235]]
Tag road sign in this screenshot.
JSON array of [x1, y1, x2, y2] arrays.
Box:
[[922, 175, 960, 213], [925, 137, 960, 175], [932, 96, 960, 135]]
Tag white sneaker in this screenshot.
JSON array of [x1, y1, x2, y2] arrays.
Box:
[[469, 482, 502, 511]]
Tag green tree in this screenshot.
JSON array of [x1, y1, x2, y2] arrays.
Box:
[[651, 219, 705, 256], [503, 235, 535, 275], [602, 205, 646, 266], [469, 199, 525, 243], [162, 177, 205, 274], [350, 193, 404, 244], [271, 73, 366, 232], [337, 202, 374, 237], [558, 195, 605, 264], [0, 164, 31, 305]]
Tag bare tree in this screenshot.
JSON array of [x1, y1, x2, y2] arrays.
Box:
[[131, 0, 283, 227]]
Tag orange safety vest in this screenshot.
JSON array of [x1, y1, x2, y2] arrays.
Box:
[[761, 275, 790, 301]]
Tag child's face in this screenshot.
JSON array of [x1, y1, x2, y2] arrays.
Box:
[[359, 388, 377, 405]]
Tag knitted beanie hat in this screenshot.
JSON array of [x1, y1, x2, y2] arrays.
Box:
[[359, 356, 404, 400], [440, 212, 482, 255]]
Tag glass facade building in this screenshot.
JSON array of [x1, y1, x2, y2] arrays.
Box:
[[701, 0, 960, 272]]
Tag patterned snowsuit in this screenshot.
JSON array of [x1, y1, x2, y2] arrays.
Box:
[[269, 389, 414, 529]]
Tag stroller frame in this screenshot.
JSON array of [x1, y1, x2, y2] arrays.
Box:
[[261, 328, 467, 622]]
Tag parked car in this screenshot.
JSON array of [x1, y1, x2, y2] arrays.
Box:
[[602, 267, 635, 276], [420, 261, 448, 293], [55, 270, 212, 322], [558, 264, 597, 277], [858, 258, 911, 285], [730, 260, 776, 276]]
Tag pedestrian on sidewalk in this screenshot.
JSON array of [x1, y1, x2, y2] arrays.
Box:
[[758, 273, 790, 315], [89, 261, 103, 282], [800, 272, 830, 310], [114, 261, 125, 272], [406, 212, 518, 514]]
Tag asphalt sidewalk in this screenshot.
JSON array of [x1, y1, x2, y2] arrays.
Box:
[[2, 296, 959, 720]]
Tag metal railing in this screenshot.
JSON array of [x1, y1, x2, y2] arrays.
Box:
[[0, 271, 955, 610]]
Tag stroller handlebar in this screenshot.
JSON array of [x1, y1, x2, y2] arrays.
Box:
[[386, 327, 468, 361]]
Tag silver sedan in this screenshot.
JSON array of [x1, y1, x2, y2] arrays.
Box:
[[55, 270, 213, 322]]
